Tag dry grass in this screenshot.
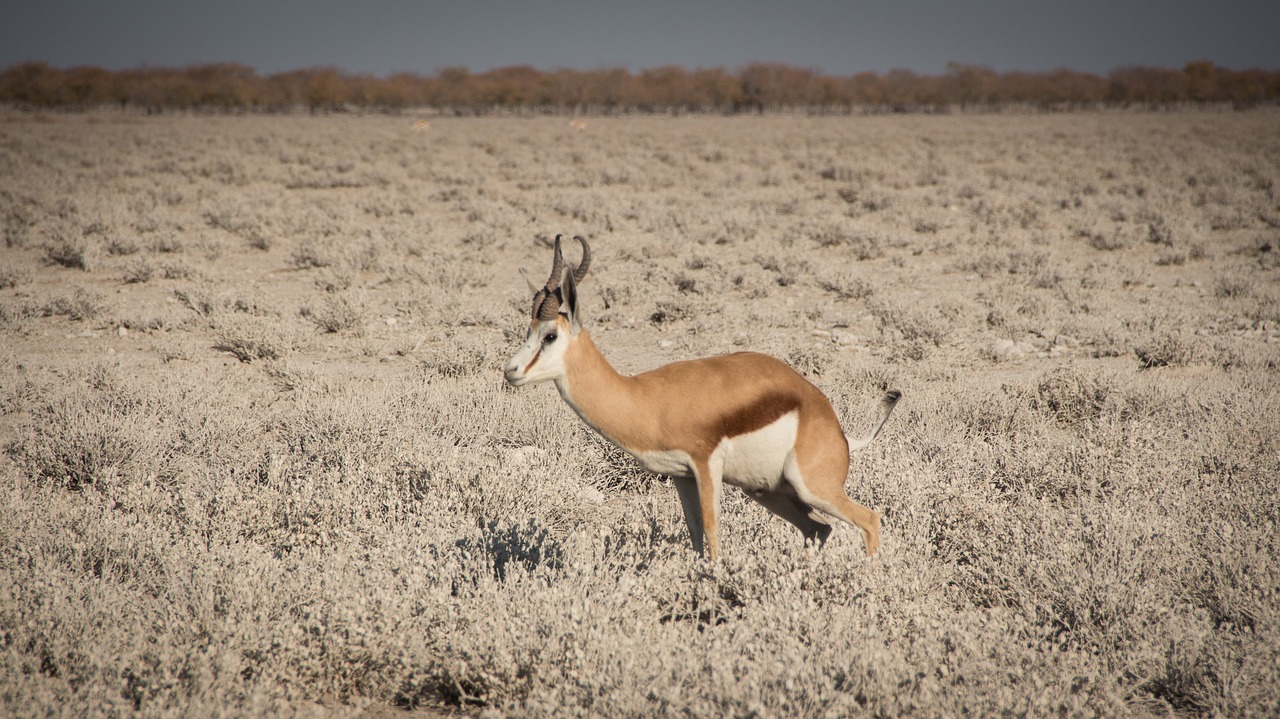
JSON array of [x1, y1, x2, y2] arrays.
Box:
[[1, 109, 1278, 718]]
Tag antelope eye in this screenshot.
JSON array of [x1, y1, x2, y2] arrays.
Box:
[[542, 332, 558, 345]]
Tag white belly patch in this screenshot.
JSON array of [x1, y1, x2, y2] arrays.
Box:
[[714, 411, 798, 492], [634, 448, 695, 477], [628, 412, 799, 488]]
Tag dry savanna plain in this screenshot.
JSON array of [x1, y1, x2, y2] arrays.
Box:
[[1, 108, 1278, 718]]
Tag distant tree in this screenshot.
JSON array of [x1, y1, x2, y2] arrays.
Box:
[[543, 68, 592, 110], [1183, 60, 1214, 100], [1108, 66, 1187, 106], [63, 65, 114, 108], [881, 68, 925, 109], [476, 65, 544, 108], [263, 70, 312, 108], [1043, 68, 1108, 106], [371, 72, 426, 110], [187, 63, 257, 109], [158, 69, 199, 110], [943, 62, 999, 107], [303, 68, 345, 112], [582, 67, 632, 111], [0, 61, 64, 107], [690, 67, 742, 111], [432, 66, 474, 109], [843, 72, 884, 106], [1217, 67, 1271, 106], [739, 63, 823, 110], [116, 67, 199, 112], [636, 65, 692, 111]]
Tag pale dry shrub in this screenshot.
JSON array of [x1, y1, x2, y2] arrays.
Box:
[[1212, 274, 1252, 299], [213, 319, 290, 362], [0, 263, 32, 289], [121, 257, 154, 283], [158, 259, 198, 280], [148, 233, 185, 254], [291, 237, 336, 269], [867, 297, 953, 347], [40, 287, 104, 320], [1134, 328, 1199, 369], [173, 285, 220, 317], [815, 268, 873, 301], [104, 235, 141, 255], [314, 267, 354, 293], [1029, 366, 1113, 425], [4, 209, 34, 247], [421, 335, 498, 379], [302, 295, 365, 334], [1087, 229, 1133, 251], [44, 235, 101, 271], [956, 250, 1010, 278]]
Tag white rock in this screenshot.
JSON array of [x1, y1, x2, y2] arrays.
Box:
[[832, 330, 857, 346], [506, 446, 548, 465], [992, 338, 1024, 361]]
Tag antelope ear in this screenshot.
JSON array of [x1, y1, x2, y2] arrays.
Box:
[[561, 266, 581, 331], [518, 267, 538, 295]]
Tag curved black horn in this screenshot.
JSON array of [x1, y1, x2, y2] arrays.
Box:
[[531, 235, 566, 321], [530, 234, 590, 321], [571, 235, 591, 282], [544, 235, 566, 291]]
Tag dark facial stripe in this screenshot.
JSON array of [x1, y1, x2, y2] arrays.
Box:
[[523, 348, 542, 376]]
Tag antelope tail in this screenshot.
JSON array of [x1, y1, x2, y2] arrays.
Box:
[[846, 390, 901, 452]]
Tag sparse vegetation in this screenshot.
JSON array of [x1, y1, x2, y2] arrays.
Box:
[[0, 110, 1277, 718]]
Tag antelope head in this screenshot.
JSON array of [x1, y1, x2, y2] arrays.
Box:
[[504, 235, 591, 387]]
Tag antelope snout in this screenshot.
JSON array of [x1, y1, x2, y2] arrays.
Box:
[[503, 359, 525, 386]]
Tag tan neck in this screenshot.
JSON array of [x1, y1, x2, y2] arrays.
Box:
[[554, 330, 649, 451]]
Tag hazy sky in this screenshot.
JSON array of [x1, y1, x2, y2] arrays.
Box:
[[3, 0, 1278, 77]]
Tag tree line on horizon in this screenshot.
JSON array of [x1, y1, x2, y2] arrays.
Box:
[[2, 60, 1277, 114]]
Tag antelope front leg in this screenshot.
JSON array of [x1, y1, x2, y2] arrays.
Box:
[[692, 458, 724, 561]]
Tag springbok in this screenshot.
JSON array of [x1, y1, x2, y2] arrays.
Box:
[[503, 235, 900, 560]]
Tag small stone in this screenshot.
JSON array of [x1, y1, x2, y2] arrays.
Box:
[[659, 339, 673, 349], [118, 326, 128, 337], [832, 330, 856, 346], [992, 338, 1024, 361]]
